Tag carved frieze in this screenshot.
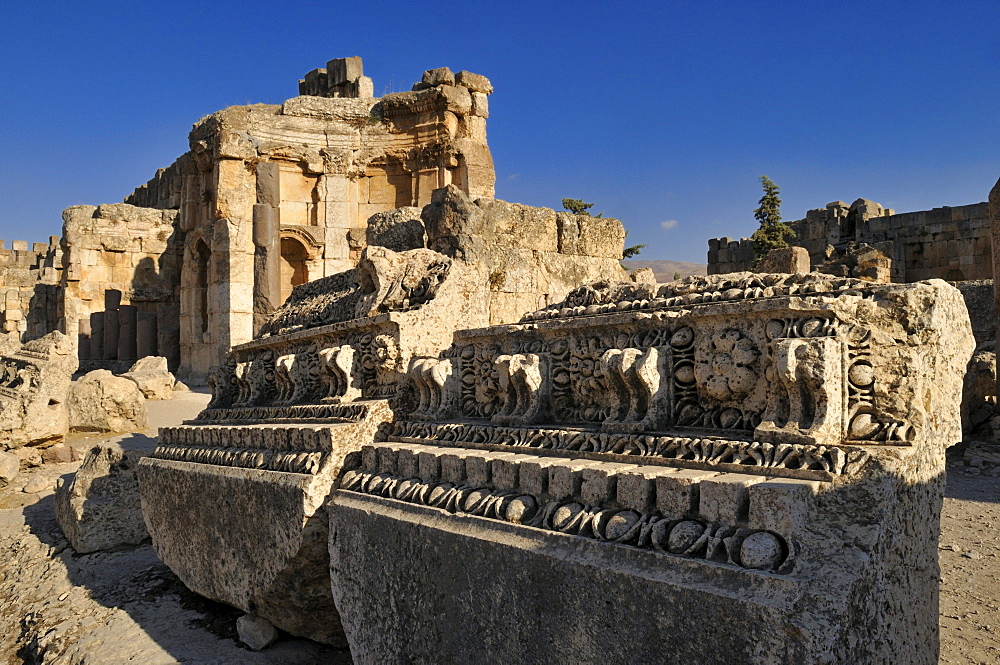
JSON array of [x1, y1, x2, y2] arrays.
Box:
[[442, 301, 914, 451], [410, 357, 453, 419], [390, 421, 867, 477], [341, 468, 794, 574]]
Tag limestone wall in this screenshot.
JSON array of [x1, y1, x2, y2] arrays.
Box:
[[421, 186, 628, 324], [0, 237, 62, 343], [61, 204, 182, 371], [116, 58, 496, 381], [708, 198, 991, 282]]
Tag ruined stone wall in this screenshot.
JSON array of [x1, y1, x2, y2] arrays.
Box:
[[421, 186, 627, 325], [0, 237, 62, 344], [954, 280, 995, 347], [60, 204, 182, 371], [708, 198, 991, 283], [115, 58, 495, 381]]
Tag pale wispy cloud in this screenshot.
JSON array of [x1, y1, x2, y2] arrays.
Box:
[[660, 219, 679, 230]]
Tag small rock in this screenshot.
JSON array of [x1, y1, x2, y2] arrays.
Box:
[[965, 467, 982, 476], [23, 475, 50, 494], [0, 450, 18, 486], [55, 445, 148, 553], [12, 446, 43, 468], [41, 444, 74, 464], [172, 380, 190, 392], [963, 551, 982, 560], [237, 613, 279, 651]]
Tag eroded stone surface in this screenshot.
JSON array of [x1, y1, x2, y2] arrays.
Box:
[[329, 275, 973, 665], [69, 370, 148, 433], [121, 356, 176, 400], [55, 444, 148, 554], [0, 451, 16, 487], [0, 331, 77, 449]]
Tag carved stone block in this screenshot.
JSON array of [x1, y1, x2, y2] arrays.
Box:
[[492, 353, 549, 426], [330, 277, 974, 665]]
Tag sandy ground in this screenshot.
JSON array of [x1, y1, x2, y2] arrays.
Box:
[[939, 457, 1000, 665], [1, 392, 998, 664]]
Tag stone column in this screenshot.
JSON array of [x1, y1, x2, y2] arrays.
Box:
[[103, 290, 121, 360], [118, 305, 138, 361], [213, 158, 256, 365], [253, 161, 282, 334], [77, 318, 92, 361], [137, 311, 158, 358], [90, 312, 105, 361]]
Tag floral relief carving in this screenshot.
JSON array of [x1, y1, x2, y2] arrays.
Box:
[[695, 329, 760, 403]]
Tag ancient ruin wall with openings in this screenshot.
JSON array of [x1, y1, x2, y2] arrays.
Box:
[[62, 58, 497, 382], [707, 198, 991, 282]]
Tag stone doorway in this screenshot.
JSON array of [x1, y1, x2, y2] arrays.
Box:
[[280, 237, 309, 303]]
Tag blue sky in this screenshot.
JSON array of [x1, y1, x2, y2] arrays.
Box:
[[2, 1, 997, 263]]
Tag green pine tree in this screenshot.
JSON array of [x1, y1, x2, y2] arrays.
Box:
[[750, 175, 795, 260], [561, 198, 595, 216]]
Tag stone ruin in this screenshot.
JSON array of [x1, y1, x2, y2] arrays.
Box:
[[0, 57, 503, 386], [2, 53, 989, 663], [137, 184, 627, 645], [709, 184, 1000, 444], [0, 331, 77, 448], [137, 248, 973, 662], [332, 273, 972, 664], [707, 197, 992, 283]]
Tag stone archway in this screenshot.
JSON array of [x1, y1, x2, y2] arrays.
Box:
[[280, 236, 310, 303]]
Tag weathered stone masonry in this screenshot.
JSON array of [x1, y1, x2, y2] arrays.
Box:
[[57, 58, 496, 382], [708, 197, 991, 282], [0, 237, 62, 345]]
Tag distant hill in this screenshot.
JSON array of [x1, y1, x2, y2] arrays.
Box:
[[621, 260, 707, 282]]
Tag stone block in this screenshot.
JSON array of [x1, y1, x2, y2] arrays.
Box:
[[616, 466, 679, 512], [327, 56, 364, 85], [0, 332, 77, 449], [463, 452, 492, 487], [579, 463, 638, 505], [455, 70, 493, 94], [376, 446, 400, 476], [356, 76, 374, 98], [328, 277, 973, 665], [470, 92, 489, 118], [69, 370, 148, 433], [54, 445, 148, 554], [366, 207, 425, 252], [490, 454, 538, 491], [422, 67, 455, 87], [516, 457, 562, 495], [417, 450, 442, 481], [439, 452, 466, 484], [749, 478, 821, 533], [654, 468, 718, 516], [547, 459, 601, 500], [760, 246, 810, 274], [0, 450, 18, 487], [698, 473, 766, 523], [396, 447, 420, 478], [438, 85, 472, 115]]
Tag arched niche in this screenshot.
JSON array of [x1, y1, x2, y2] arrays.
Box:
[[280, 236, 310, 303]]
